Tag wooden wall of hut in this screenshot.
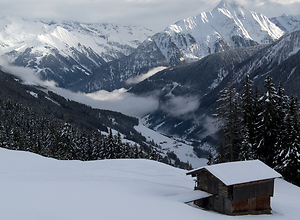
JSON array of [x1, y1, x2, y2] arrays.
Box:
[[232, 179, 274, 202]]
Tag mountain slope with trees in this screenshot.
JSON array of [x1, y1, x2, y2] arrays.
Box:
[[128, 29, 300, 161], [0, 69, 192, 167], [215, 75, 300, 186]]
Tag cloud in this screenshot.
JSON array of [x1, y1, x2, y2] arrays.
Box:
[[0, 0, 216, 31], [200, 116, 219, 138], [253, 0, 300, 17], [126, 66, 166, 85], [161, 95, 200, 117], [0, 60, 159, 118], [85, 89, 159, 117], [0, 0, 299, 32], [271, 0, 300, 3], [0, 59, 49, 86]]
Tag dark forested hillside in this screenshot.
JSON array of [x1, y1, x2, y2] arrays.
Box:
[[0, 95, 162, 161], [0, 69, 163, 161], [0, 69, 190, 168], [0, 69, 139, 137]]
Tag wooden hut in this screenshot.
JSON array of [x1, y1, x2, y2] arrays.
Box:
[[186, 160, 282, 215]]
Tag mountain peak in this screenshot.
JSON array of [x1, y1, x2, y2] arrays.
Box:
[[214, 0, 245, 11]]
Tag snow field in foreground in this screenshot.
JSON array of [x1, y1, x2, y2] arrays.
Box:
[[0, 148, 299, 220]]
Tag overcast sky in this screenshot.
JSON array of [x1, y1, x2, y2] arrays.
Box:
[[0, 0, 300, 31]]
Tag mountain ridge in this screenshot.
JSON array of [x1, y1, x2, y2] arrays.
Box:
[[0, 16, 154, 88], [270, 14, 300, 33], [71, 0, 289, 93], [0, 2, 299, 92], [151, 0, 284, 63]]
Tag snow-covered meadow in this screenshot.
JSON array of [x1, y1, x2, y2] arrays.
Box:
[[1, 147, 299, 220]]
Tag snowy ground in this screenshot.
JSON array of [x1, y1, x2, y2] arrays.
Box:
[[135, 122, 207, 168], [1, 148, 299, 220]]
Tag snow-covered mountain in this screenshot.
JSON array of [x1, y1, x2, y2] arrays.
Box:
[[151, 0, 284, 64], [0, 1, 299, 92], [270, 14, 300, 33], [73, 0, 287, 93], [0, 16, 153, 87], [233, 30, 300, 89]]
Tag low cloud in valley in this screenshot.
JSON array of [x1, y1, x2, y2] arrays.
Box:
[[0, 61, 159, 118]]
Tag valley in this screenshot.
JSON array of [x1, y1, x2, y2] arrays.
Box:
[[0, 0, 300, 171]]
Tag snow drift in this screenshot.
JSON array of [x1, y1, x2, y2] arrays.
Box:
[[0, 148, 299, 220]]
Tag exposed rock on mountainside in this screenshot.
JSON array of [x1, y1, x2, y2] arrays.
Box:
[[0, 16, 153, 88], [73, 0, 286, 93]]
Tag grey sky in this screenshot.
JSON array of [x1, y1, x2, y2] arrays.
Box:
[[0, 0, 300, 31]]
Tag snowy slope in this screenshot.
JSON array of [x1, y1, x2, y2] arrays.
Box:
[[135, 122, 207, 168], [0, 16, 153, 61], [271, 14, 300, 33], [234, 30, 300, 85], [151, 0, 284, 63], [0, 16, 153, 87], [0, 147, 299, 220]]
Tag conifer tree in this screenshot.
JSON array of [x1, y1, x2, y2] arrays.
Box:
[[279, 95, 300, 184], [250, 86, 263, 159], [213, 75, 300, 186], [115, 132, 123, 159], [106, 128, 116, 159], [91, 131, 101, 160], [240, 75, 256, 160], [214, 141, 226, 164], [273, 83, 289, 167], [216, 82, 243, 162], [57, 123, 73, 160], [255, 76, 281, 167]]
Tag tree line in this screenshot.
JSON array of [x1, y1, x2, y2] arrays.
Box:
[[214, 75, 300, 186], [0, 97, 163, 162]]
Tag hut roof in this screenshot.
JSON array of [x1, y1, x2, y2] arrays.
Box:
[[186, 160, 282, 186]]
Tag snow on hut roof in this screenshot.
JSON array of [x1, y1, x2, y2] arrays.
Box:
[[186, 160, 282, 186]]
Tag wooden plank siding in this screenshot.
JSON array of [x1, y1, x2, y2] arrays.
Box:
[[232, 179, 274, 202], [232, 196, 271, 215]]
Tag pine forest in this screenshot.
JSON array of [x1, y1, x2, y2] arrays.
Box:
[[214, 75, 300, 186]]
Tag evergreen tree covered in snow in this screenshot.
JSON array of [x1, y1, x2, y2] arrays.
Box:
[[215, 75, 300, 186], [273, 83, 289, 167], [278, 95, 300, 185], [240, 75, 256, 160], [256, 76, 281, 167], [215, 82, 243, 162]]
